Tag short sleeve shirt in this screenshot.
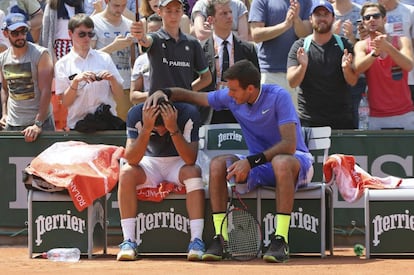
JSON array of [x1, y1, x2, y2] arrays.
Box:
[[207, 84, 309, 154], [248, 0, 312, 72], [126, 102, 201, 157], [287, 36, 354, 126], [146, 28, 209, 93], [0, 0, 41, 16]]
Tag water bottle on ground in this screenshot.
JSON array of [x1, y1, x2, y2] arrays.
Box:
[[358, 93, 369, 130], [42, 248, 81, 262]]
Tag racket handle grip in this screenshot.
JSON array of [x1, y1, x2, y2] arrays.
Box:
[[226, 158, 236, 186]]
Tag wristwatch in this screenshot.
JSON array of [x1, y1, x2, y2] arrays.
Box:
[[34, 120, 43, 128], [370, 50, 380, 58]]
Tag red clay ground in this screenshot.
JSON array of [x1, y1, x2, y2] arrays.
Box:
[[1, 246, 414, 275]]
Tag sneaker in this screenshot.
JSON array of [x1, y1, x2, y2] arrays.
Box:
[[263, 235, 289, 263], [116, 239, 139, 261], [202, 235, 224, 261], [187, 238, 206, 261]]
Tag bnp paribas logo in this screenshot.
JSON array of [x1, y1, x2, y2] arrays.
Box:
[[217, 131, 243, 148], [372, 210, 414, 246], [35, 210, 86, 246]]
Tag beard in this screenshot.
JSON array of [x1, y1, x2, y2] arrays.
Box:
[[10, 39, 26, 48], [312, 21, 333, 34]]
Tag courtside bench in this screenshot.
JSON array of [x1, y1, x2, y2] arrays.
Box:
[[136, 124, 333, 257], [27, 190, 107, 259], [364, 182, 414, 258]]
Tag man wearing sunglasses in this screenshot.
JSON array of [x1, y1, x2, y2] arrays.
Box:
[[354, 2, 414, 130], [0, 12, 55, 142], [377, 0, 414, 116], [54, 13, 124, 131]]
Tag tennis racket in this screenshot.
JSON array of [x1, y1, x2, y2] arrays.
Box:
[[220, 159, 262, 261]]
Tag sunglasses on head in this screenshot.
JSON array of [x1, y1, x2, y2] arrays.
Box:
[[77, 31, 95, 38], [9, 28, 29, 37], [362, 13, 382, 21]]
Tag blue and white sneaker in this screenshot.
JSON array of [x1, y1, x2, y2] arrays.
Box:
[[116, 239, 139, 261], [187, 238, 206, 261]]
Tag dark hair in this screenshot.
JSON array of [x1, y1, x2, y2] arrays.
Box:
[[147, 13, 162, 23], [154, 97, 174, 126], [223, 59, 261, 89], [206, 0, 230, 17], [360, 2, 386, 17], [68, 13, 94, 32]]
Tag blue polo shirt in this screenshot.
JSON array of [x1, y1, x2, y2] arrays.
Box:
[[207, 84, 309, 154]]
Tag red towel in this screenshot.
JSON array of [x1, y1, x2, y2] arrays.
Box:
[[26, 141, 124, 211], [323, 154, 402, 202]]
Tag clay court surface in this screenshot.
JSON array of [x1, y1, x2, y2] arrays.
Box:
[[1, 246, 413, 275]]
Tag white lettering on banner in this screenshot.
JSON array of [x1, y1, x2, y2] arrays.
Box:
[[371, 155, 413, 178], [372, 210, 414, 246], [136, 208, 189, 246], [6, 155, 414, 210], [262, 208, 319, 246], [9, 157, 33, 209], [35, 210, 86, 246], [68, 183, 87, 208], [217, 131, 243, 148]]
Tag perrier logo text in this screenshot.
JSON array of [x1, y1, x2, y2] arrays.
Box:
[[35, 210, 86, 246], [217, 131, 243, 147], [372, 210, 414, 246]]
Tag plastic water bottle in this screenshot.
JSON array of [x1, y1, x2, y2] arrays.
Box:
[[358, 93, 369, 130], [42, 248, 81, 262]]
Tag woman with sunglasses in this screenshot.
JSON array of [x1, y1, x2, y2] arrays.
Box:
[[354, 2, 414, 130], [0, 12, 55, 142], [54, 13, 124, 131]]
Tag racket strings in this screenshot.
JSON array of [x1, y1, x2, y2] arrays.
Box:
[[226, 209, 261, 260]]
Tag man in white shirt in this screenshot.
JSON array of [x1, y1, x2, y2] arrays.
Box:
[[54, 13, 124, 130]]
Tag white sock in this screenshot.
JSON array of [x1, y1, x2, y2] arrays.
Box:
[[120, 218, 136, 242], [190, 218, 204, 241]]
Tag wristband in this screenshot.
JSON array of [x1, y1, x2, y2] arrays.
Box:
[[246, 152, 266, 168], [160, 88, 172, 99]]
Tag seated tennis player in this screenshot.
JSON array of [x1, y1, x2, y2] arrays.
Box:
[[144, 59, 314, 263]]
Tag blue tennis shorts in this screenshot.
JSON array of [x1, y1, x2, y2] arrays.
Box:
[[237, 150, 314, 192]]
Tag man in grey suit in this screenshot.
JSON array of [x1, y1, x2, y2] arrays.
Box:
[[200, 0, 259, 124]]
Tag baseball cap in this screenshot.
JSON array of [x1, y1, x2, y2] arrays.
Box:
[[158, 0, 183, 7], [310, 0, 334, 16], [2, 13, 29, 31]]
